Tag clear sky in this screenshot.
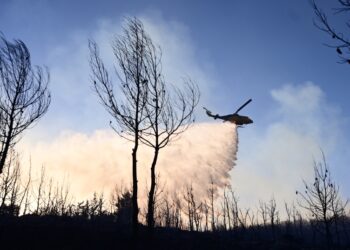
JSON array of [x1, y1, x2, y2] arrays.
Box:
[[0, 0, 349, 207]]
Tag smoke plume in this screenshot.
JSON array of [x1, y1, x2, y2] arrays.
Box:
[[19, 122, 238, 204]]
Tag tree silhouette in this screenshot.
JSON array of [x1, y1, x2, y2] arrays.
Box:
[[89, 18, 151, 238], [0, 34, 51, 174], [115, 191, 133, 226], [90, 17, 199, 234], [139, 36, 199, 230], [297, 153, 348, 248]]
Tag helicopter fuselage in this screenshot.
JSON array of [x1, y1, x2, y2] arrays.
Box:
[[203, 99, 253, 126], [215, 114, 253, 125]]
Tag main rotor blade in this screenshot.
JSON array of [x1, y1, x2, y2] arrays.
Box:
[[234, 98, 252, 114]]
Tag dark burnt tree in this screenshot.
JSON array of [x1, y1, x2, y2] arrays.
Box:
[[90, 18, 199, 234], [140, 40, 199, 230], [311, 0, 350, 64], [296, 154, 348, 248], [0, 34, 51, 174], [89, 18, 150, 237]]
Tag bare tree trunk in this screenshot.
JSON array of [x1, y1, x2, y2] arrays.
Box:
[[209, 180, 216, 231], [325, 219, 332, 250], [132, 139, 139, 238], [147, 147, 159, 230], [0, 107, 15, 174], [0, 138, 11, 174]]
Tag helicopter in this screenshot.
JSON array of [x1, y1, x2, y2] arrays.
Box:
[[203, 99, 253, 126]]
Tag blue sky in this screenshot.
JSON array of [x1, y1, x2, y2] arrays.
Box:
[[1, 0, 348, 127], [1, 0, 349, 206]]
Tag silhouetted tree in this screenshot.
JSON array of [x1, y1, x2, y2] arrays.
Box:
[[89, 18, 150, 237], [0, 34, 51, 174], [229, 188, 239, 229], [115, 191, 133, 226], [222, 187, 231, 230], [267, 197, 279, 240], [90, 18, 199, 233], [0, 150, 21, 216], [208, 179, 216, 231], [297, 154, 348, 248], [311, 0, 350, 64], [140, 37, 199, 230], [284, 202, 293, 235], [183, 185, 203, 231]]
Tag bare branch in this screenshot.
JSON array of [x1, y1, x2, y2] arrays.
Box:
[[311, 0, 350, 64]]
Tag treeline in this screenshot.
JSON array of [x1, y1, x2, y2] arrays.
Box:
[[0, 151, 349, 249]]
